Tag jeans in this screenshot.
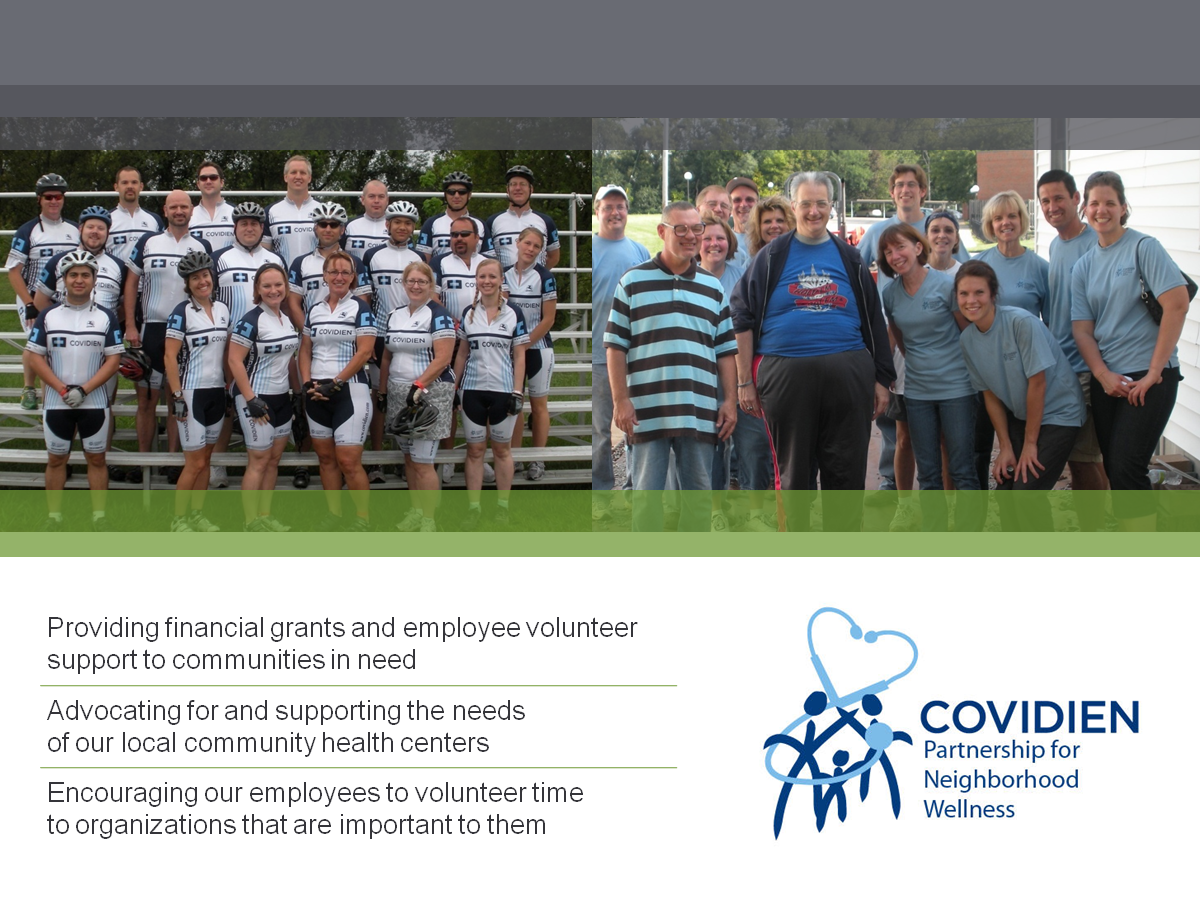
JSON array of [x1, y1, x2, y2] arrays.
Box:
[[906, 393, 982, 531], [875, 413, 897, 489], [732, 407, 772, 491], [592, 364, 615, 491], [630, 435, 713, 532], [1091, 367, 1181, 519]]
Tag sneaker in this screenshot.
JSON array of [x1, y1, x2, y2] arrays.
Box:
[[512, 461, 525, 475], [865, 488, 898, 507], [210, 465, 229, 488], [482, 462, 496, 484], [171, 515, 194, 533], [91, 516, 111, 532], [108, 465, 126, 483], [165, 466, 183, 485], [592, 502, 613, 523], [394, 508, 424, 532], [188, 510, 220, 532], [740, 513, 775, 533], [261, 515, 291, 533], [461, 506, 481, 531], [368, 466, 386, 484], [344, 517, 372, 533], [244, 517, 272, 533], [889, 502, 919, 533], [125, 466, 144, 485], [525, 460, 545, 481], [441, 462, 454, 485], [42, 516, 63, 532], [711, 510, 730, 533], [20, 386, 38, 410], [293, 467, 310, 489], [314, 512, 343, 532], [419, 517, 437, 533], [495, 506, 511, 526]]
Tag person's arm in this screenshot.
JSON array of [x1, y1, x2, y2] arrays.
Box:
[[298, 334, 315, 393], [122, 268, 141, 346], [734, 331, 761, 418], [163, 336, 185, 399], [378, 346, 392, 391], [285, 291, 306, 331], [335, 333, 376, 385], [511, 340, 526, 395], [227, 341, 255, 401], [715, 354, 737, 441], [1126, 284, 1189, 406], [607, 347, 638, 434], [527, 298, 557, 348], [1072, 319, 1131, 400], [451, 337, 468, 391], [8, 265, 34, 310], [545, 247, 560, 270], [889, 321, 907, 357], [89, 353, 121, 396], [983, 390, 1017, 485], [415, 337, 455, 389], [1014, 371, 1047, 484], [23, 349, 61, 395]]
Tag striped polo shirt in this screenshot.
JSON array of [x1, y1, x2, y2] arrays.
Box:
[[604, 255, 736, 445]]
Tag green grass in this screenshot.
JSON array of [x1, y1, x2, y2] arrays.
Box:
[[592, 215, 662, 256]]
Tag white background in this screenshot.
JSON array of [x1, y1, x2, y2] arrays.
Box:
[[6, 558, 1196, 898]]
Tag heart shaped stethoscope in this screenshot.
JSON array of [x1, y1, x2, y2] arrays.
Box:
[[764, 606, 918, 786]]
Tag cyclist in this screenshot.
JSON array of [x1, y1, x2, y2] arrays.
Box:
[[417, 171, 488, 261], [485, 165, 559, 270]]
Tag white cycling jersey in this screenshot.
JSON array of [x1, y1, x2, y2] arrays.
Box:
[[304, 297, 375, 385], [484, 208, 559, 269], [344, 215, 389, 261], [230, 305, 299, 397], [166, 299, 231, 390], [364, 242, 422, 336], [503, 262, 557, 350], [212, 243, 287, 326], [288, 249, 372, 313], [457, 302, 529, 393], [126, 232, 213, 324], [265, 197, 320, 265], [383, 299, 457, 385], [433, 252, 486, 322], [26, 301, 122, 411], [107, 206, 164, 261], [189, 202, 236, 251], [38, 249, 127, 315]]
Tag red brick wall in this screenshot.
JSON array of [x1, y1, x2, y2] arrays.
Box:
[[976, 150, 1035, 202]]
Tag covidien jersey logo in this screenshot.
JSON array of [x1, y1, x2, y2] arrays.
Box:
[[764, 607, 917, 836]]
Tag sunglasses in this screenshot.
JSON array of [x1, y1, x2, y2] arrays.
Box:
[[445, 189, 469, 196], [41, 194, 64, 201], [450, 231, 474, 238], [198, 174, 221, 182], [315, 221, 342, 228]]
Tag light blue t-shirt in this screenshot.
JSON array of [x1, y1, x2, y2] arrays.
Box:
[[715, 260, 744, 299], [860, 213, 971, 303], [973, 247, 1049, 318], [592, 235, 650, 365], [758, 235, 862, 359], [882, 268, 973, 401], [1070, 229, 1183, 375], [960, 305, 1085, 427], [730, 239, 750, 269], [1046, 224, 1096, 373]]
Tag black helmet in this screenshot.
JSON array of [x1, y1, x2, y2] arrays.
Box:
[[443, 171, 473, 191], [119, 346, 153, 382], [505, 165, 534, 185], [36, 173, 69, 194], [388, 396, 440, 439], [232, 201, 266, 222], [177, 250, 214, 279]]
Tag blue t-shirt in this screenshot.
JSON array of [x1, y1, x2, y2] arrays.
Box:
[[592, 235, 650, 365], [882, 268, 973, 401], [960, 306, 1085, 427], [758, 236, 862, 359], [1046, 224, 1096, 373], [1070, 229, 1183, 375], [973, 247, 1050, 318], [715, 261, 744, 299]]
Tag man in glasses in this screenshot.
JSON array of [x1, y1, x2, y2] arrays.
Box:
[[726, 177, 759, 268], [189, 160, 235, 251], [285, 202, 371, 329], [485, 164, 559, 270], [107, 166, 164, 264], [345, 179, 392, 262], [417, 171, 488, 261], [7, 173, 80, 410], [604, 202, 737, 531], [265, 154, 320, 268]]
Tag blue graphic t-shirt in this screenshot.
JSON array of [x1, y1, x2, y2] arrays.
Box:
[[758, 236, 861, 358]]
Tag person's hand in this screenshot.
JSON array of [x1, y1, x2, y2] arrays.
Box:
[[61, 385, 86, 408], [125, 332, 141, 349], [716, 398, 737, 441], [1096, 369, 1132, 400], [872, 383, 890, 420], [738, 382, 762, 418], [172, 393, 189, 419], [613, 398, 639, 435], [1015, 441, 1045, 485], [1125, 369, 1163, 407], [992, 444, 1017, 485], [246, 396, 270, 423]]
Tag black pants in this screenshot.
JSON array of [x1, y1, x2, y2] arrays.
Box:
[[1091, 367, 1181, 519], [756, 349, 874, 532], [995, 414, 1080, 531]]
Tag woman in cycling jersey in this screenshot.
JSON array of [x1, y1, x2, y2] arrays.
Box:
[[164, 250, 230, 532], [452, 258, 528, 529], [379, 261, 456, 532], [298, 250, 376, 531], [228, 263, 300, 532]]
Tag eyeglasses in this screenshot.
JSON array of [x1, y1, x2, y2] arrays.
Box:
[[404, 278, 431, 286], [661, 222, 705, 236], [315, 221, 342, 228], [445, 189, 469, 196], [41, 194, 64, 202], [450, 231, 474, 238], [795, 201, 831, 212], [198, 174, 221, 182], [326, 270, 354, 277]]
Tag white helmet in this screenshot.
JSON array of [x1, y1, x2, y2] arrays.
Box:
[[311, 202, 348, 224], [56, 248, 98, 278], [385, 200, 420, 223]]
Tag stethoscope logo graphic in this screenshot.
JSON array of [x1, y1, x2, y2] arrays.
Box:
[[764, 607, 918, 836]]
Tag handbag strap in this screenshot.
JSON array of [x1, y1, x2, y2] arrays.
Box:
[[1134, 236, 1150, 301]]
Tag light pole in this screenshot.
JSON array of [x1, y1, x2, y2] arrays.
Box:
[[684, 171, 693, 203]]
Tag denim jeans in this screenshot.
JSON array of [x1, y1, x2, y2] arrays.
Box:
[[592, 364, 615, 491], [906, 393, 982, 531], [630, 435, 713, 532], [732, 407, 772, 491]]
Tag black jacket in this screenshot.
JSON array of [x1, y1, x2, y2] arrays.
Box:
[[729, 231, 896, 388]]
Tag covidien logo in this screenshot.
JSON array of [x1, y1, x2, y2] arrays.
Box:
[[764, 607, 917, 836]]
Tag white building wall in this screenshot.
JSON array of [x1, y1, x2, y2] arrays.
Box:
[[1033, 119, 1200, 463]]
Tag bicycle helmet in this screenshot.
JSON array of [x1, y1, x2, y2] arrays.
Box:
[[119, 346, 153, 381], [232, 201, 266, 222], [505, 165, 534, 185], [443, 171, 473, 191], [311, 202, 348, 224], [388, 396, 440, 439], [177, 250, 214, 279], [385, 200, 420, 223], [36, 173, 69, 194], [78, 206, 112, 227], [56, 249, 98, 277]]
